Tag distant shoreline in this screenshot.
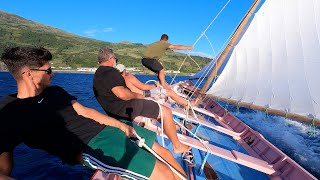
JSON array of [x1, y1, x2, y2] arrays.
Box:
[[0, 69, 92, 74], [0, 70, 192, 76]]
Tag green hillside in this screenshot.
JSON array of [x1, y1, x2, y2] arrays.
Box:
[[0, 10, 210, 73]]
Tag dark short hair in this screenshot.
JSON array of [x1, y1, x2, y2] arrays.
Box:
[[1, 47, 52, 79], [160, 34, 169, 41], [98, 48, 114, 64]]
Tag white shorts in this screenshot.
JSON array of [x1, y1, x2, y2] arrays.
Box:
[[143, 87, 167, 99]]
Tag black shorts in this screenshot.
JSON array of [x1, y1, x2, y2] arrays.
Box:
[[107, 99, 160, 120], [142, 58, 163, 73]]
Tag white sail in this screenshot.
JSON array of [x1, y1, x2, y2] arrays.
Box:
[[207, 0, 320, 120]]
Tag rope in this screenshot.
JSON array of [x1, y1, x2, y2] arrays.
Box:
[[181, 0, 252, 103], [153, 98, 212, 154], [187, 54, 201, 70], [169, 0, 232, 86], [170, 54, 190, 85], [158, 102, 165, 147], [185, 36, 219, 99], [146, 95, 202, 169], [188, 57, 218, 99], [144, 79, 167, 144], [172, 104, 212, 155], [169, 2, 237, 104], [182, 151, 196, 167], [174, 118, 212, 154], [183, 9, 238, 98], [133, 132, 187, 180], [199, 152, 210, 175], [145, 79, 158, 85], [152, 96, 215, 173], [148, 99, 165, 146], [184, 100, 200, 125]]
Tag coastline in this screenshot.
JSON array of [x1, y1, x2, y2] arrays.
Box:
[[0, 70, 192, 76]]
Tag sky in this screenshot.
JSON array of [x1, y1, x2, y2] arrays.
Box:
[[0, 0, 260, 58]]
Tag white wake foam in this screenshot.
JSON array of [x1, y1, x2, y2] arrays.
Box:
[[232, 108, 320, 177]]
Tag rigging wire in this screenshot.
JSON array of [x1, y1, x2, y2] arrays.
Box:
[[178, 0, 257, 103], [186, 18, 244, 101], [169, 0, 232, 86]]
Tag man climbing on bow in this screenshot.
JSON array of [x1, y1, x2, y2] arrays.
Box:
[[142, 34, 193, 88]]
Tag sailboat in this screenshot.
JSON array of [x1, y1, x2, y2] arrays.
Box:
[[2, 0, 319, 179], [134, 0, 319, 179]]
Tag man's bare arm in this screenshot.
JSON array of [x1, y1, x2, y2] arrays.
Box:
[[126, 75, 156, 91], [72, 100, 135, 137], [169, 44, 193, 50], [0, 152, 13, 177], [112, 86, 144, 100]]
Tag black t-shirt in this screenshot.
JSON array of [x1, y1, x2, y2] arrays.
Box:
[[0, 86, 104, 164], [93, 66, 129, 115]]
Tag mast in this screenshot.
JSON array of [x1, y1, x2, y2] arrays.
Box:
[[200, 0, 261, 94], [207, 94, 320, 126]]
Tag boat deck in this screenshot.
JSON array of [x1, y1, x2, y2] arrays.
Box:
[[191, 121, 269, 180], [155, 113, 270, 180]]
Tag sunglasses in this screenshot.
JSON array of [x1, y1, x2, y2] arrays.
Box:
[[113, 56, 119, 63], [30, 67, 53, 75]]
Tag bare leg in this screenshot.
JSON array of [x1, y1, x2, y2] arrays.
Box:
[[166, 88, 189, 106], [149, 160, 176, 180], [0, 152, 13, 177], [151, 142, 187, 180], [0, 174, 15, 180], [158, 69, 169, 88], [157, 106, 191, 154]]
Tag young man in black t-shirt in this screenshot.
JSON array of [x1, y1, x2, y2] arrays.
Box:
[[93, 48, 191, 155], [0, 47, 186, 180]]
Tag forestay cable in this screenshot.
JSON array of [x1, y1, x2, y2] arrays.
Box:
[[170, 0, 232, 86]]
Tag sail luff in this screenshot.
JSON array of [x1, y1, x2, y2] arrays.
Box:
[[200, 0, 262, 94], [207, 94, 320, 126]]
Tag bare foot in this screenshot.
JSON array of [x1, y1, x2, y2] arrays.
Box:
[[173, 143, 192, 154]]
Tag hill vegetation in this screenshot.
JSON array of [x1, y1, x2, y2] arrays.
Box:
[[0, 10, 211, 74]]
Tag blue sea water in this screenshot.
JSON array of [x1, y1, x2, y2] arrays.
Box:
[[0, 72, 319, 179]]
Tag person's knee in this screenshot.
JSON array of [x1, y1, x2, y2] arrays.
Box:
[[149, 160, 175, 180], [166, 88, 173, 96], [156, 104, 172, 120], [161, 106, 172, 116], [160, 146, 174, 159], [159, 69, 165, 74], [153, 142, 174, 157]]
